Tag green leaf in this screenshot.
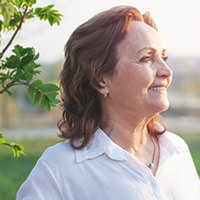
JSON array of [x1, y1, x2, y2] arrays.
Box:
[[39, 83, 60, 94], [50, 98, 60, 106], [1, 45, 41, 84], [13, 0, 24, 8], [0, 133, 6, 144], [9, 12, 22, 28], [0, 133, 25, 157], [32, 89, 41, 105], [0, 0, 15, 26], [34, 5, 62, 26], [28, 84, 41, 106], [2, 55, 19, 69], [32, 79, 43, 88], [25, 0, 37, 6], [13, 0, 36, 7], [28, 84, 34, 100], [0, 20, 3, 32], [27, 80, 60, 111], [40, 94, 50, 110], [0, 72, 11, 83], [25, 8, 35, 19], [39, 83, 60, 107], [4, 89, 13, 96]]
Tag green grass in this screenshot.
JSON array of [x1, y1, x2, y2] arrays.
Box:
[[0, 134, 200, 200], [0, 138, 61, 200], [177, 133, 200, 175]]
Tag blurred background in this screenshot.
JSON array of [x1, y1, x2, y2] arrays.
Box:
[[1, 0, 200, 138], [1, 1, 200, 199]]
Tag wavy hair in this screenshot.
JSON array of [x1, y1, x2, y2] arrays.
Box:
[[58, 6, 166, 149]]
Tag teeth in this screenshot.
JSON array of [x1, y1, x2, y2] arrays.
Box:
[[150, 87, 165, 90]]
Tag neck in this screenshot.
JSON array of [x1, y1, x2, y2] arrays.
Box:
[[101, 109, 158, 172], [102, 121, 159, 174], [102, 119, 152, 150], [100, 99, 158, 144], [100, 104, 159, 174], [101, 104, 153, 149]]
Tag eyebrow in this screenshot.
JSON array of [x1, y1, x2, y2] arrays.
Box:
[[136, 47, 167, 56]]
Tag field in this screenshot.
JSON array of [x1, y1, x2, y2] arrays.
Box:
[[0, 133, 200, 200]]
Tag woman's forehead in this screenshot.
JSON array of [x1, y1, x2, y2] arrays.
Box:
[[117, 21, 165, 55]]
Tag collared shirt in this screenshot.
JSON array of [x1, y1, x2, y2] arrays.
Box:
[[16, 128, 200, 200]]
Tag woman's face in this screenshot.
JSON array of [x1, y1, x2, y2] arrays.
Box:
[[105, 21, 172, 117]]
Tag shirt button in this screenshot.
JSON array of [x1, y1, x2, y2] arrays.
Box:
[[154, 191, 160, 198], [151, 182, 157, 187]]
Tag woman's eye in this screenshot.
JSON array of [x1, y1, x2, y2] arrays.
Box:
[[162, 56, 168, 62], [139, 56, 153, 63]]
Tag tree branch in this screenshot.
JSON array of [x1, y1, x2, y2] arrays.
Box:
[[0, 80, 16, 94], [0, 79, 30, 94], [0, 5, 29, 59]]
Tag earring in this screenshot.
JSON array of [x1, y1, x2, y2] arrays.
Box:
[[103, 87, 109, 97]]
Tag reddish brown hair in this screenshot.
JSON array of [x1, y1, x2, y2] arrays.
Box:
[[58, 6, 166, 149]]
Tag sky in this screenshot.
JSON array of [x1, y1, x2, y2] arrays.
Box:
[[2, 0, 200, 63]]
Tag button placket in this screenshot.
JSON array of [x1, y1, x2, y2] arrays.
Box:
[[151, 181, 160, 199], [151, 181, 157, 188], [127, 158, 163, 199]]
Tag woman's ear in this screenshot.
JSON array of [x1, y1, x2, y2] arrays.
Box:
[[94, 78, 109, 97], [98, 79, 107, 88]]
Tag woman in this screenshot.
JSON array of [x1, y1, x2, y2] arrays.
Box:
[[17, 5, 200, 200]]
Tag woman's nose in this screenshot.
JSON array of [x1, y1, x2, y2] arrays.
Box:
[[156, 60, 173, 78]]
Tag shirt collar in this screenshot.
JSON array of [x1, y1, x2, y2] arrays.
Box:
[[75, 128, 184, 163], [75, 128, 128, 163]]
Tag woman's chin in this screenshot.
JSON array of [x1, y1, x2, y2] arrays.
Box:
[[152, 101, 170, 114]]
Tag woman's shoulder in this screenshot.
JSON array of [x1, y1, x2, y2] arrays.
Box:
[[161, 131, 190, 152], [164, 131, 186, 142], [38, 140, 76, 168], [44, 139, 73, 155]]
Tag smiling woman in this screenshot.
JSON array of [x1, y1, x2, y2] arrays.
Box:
[[16, 5, 200, 200], [109, 21, 172, 119]]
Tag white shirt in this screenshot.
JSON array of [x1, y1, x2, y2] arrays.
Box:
[[16, 128, 200, 200]]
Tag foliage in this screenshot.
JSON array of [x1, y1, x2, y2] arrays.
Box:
[[0, 0, 62, 156], [0, 133, 25, 157]]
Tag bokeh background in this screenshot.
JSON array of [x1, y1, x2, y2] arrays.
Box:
[[1, 0, 200, 138], [1, 0, 200, 199]]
